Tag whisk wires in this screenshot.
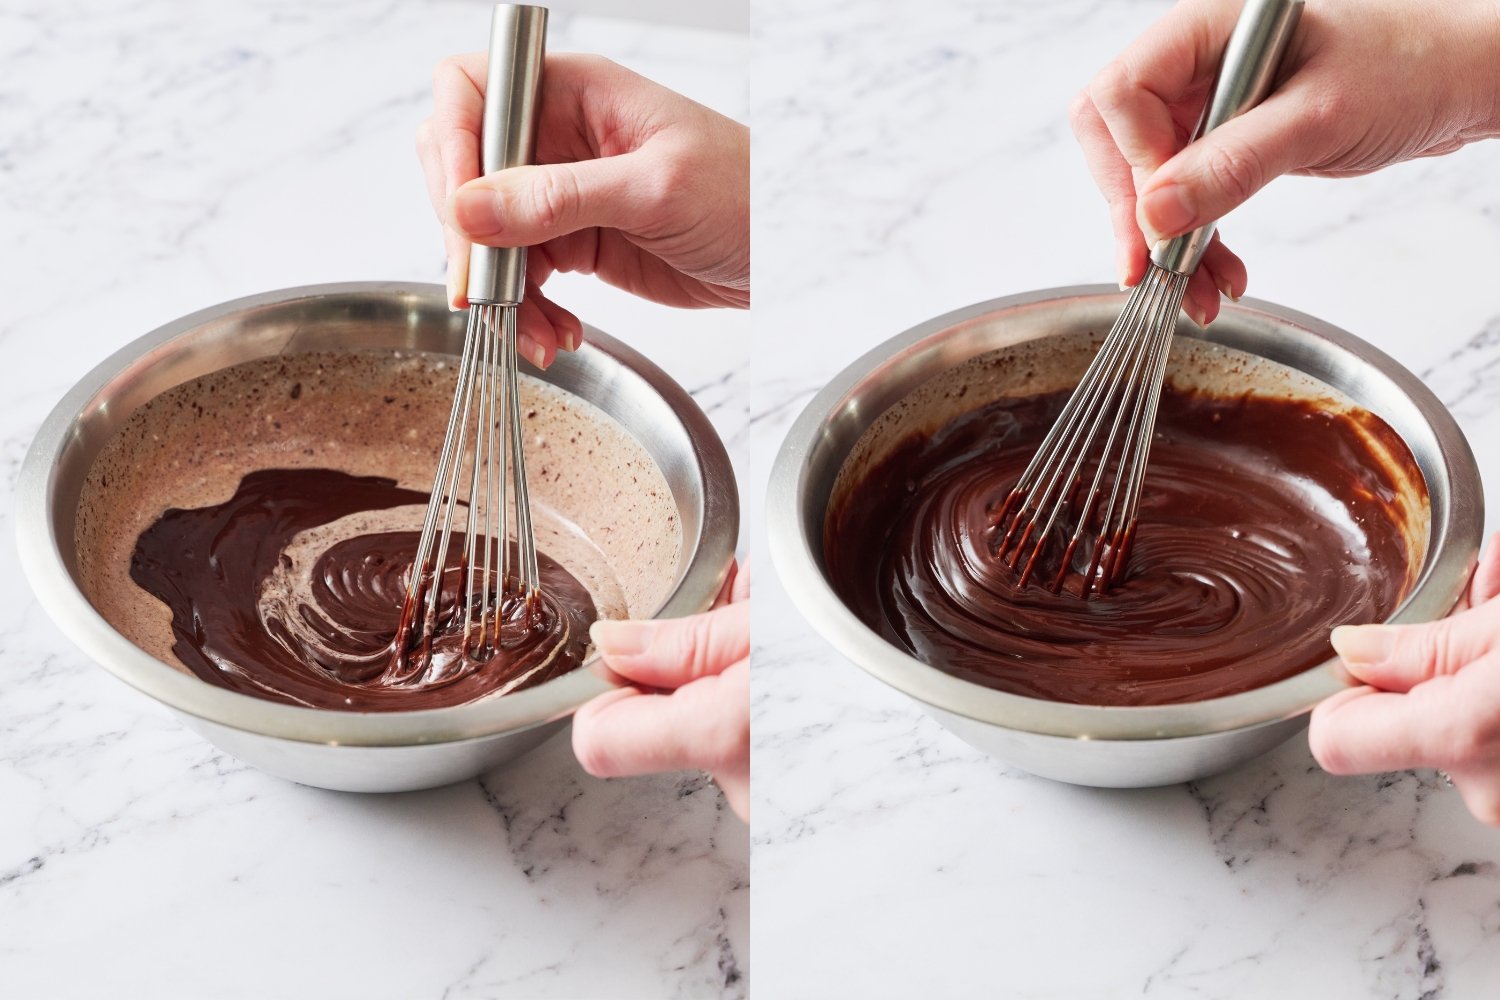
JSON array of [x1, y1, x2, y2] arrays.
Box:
[[391, 302, 540, 681], [994, 264, 1188, 598]]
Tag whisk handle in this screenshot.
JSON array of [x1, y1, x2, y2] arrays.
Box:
[[467, 4, 549, 306], [1150, 0, 1303, 276]]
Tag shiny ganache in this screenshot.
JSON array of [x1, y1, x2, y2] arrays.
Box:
[[825, 389, 1415, 706], [130, 469, 595, 711]]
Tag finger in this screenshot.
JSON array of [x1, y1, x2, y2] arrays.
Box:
[[571, 659, 748, 778], [1089, 0, 1240, 190], [431, 53, 486, 204], [1069, 91, 1148, 287], [536, 228, 604, 278], [1138, 86, 1319, 244], [1309, 676, 1472, 773], [499, 285, 578, 369], [1180, 233, 1248, 328], [590, 601, 750, 689], [1471, 532, 1500, 606], [448, 153, 659, 247], [530, 284, 582, 353], [519, 281, 582, 364], [415, 118, 449, 220], [444, 227, 471, 310], [1181, 270, 1220, 328], [429, 54, 485, 311], [537, 225, 742, 310], [526, 242, 558, 288], [1200, 235, 1247, 301], [514, 293, 559, 369], [422, 115, 473, 310], [1330, 600, 1500, 692]]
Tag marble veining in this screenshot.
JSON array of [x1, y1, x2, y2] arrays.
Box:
[[0, 1, 747, 997], [1422, 317, 1500, 422], [752, 0, 1500, 997]]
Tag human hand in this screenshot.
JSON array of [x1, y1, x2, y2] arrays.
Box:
[[1070, 0, 1500, 325], [416, 52, 750, 368], [572, 564, 749, 821], [1310, 534, 1500, 826]]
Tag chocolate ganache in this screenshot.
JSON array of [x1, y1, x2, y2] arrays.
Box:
[[826, 388, 1418, 706], [130, 468, 596, 711]]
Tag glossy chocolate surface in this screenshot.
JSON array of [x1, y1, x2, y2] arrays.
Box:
[[826, 389, 1417, 705]]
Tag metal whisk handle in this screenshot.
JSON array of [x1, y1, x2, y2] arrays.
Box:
[[1150, 0, 1303, 276], [467, 4, 549, 307]]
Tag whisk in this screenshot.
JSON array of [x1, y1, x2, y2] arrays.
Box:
[[392, 3, 549, 680], [995, 0, 1303, 598]]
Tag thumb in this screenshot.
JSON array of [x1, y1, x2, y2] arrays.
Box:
[[590, 601, 749, 689], [1331, 601, 1500, 693], [447, 154, 656, 247], [1136, 88, 1311, 245]]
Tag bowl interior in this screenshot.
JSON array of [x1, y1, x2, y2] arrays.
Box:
[[23, 283, 736, 744], [772, 288, 1481, 739], [828, 329, 1432, 608], [74, 349, 679, 677]]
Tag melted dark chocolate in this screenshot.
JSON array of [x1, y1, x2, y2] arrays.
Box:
[[129, 469, 595, 711], [826, 389, 1416, 706]]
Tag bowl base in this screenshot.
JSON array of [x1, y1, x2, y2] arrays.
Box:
[[925, 705, 1307, 788], [176, 711, 568, 793]]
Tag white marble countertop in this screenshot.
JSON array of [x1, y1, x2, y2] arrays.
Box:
[[0, 2, 747, 998], [751, 0, 1500, 996]]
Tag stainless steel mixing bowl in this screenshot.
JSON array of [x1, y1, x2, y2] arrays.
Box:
[[768, 285, 1483, 788], [16, 282, 738, 793]]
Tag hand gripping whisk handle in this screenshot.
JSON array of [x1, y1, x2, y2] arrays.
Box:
[[1150, 0, 1303, 276], [466, 4, 548, 307]]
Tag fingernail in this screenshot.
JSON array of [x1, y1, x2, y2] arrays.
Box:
[[446, 267, 461, 311], [1206, 271, 1242, 302], [520, 337, 547, 369], [1116, 249, 1133, 291], [590, 619, 653, 657], [1140, 183, 1196, 242], [1224, 273, 1245, 302], [1330, 625, 1394, 666], [450, 186, 500, 238], [1183, 300, 1208, 329]]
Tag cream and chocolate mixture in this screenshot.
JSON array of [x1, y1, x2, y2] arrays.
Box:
[[128, 468, 597, 710], [76, 351, 682, 712]]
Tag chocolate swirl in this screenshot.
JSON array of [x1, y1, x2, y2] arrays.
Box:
[[130, 468, 595, 711], [826, 389, 1416, 706]]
